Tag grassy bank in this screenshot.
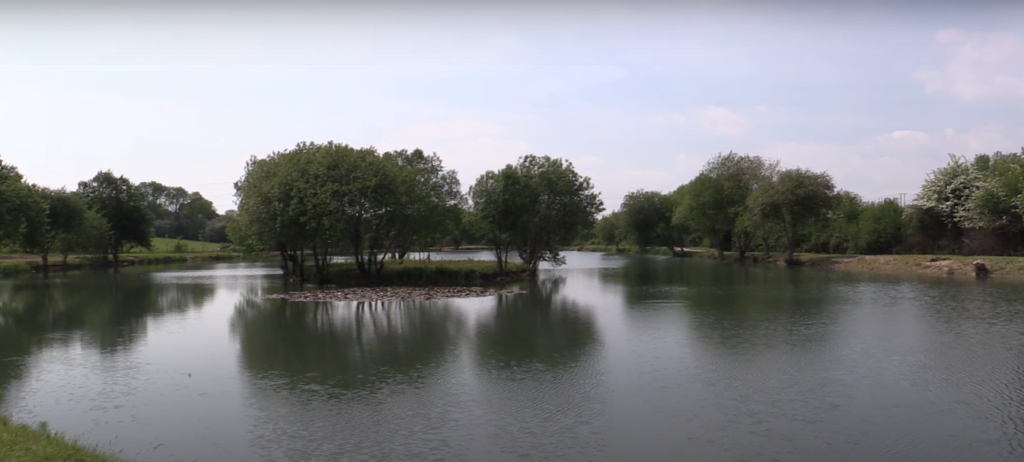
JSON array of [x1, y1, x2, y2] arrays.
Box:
[[131, 237, 229, 253], [565, 245, 678, 256], [0, 416, 124, 462], [0, 252, 248, 277], [825, 254, 1024, 278], [312, 259, 530, 286], [688, 251, 1024, 277], [570, 245, 1024, 278]]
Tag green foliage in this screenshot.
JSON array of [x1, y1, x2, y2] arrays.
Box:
[[825, 191, 864, 254], [202, 210, 233, 243], [594, 211, 629, 250], [915, 153, 980, 229], [141, 181, 220, 241], [0, 156, 45, 249], [676, 152, 780, 258], [232, 141, 463, 282], [21, 187, 87, 266], [620, 190, 679, 252], [57, 210, 110, 264], [77, 170, 155, 263], [962, 150, 1024, 234], [856, 199, 905, 254], [470, 155, 604, 274], [743, 167, 837, 261]]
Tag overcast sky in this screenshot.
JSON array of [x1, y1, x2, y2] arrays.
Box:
[[2, 0, 1022, 213]]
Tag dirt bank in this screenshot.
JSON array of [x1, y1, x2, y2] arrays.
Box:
[[825, 255, 1024, 278]]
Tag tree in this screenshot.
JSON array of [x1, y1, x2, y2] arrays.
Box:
[[382, 149, 463, 261], [962, 150, 1024, 250], [675, 152, 779, 260], [23, 187, 87, 270], [594, 211, 629, 251], [77, 170, 154, 268], [471, 155, 604, 275], [754, 168, 836, 262], [469, 169, 520, 275], [856, 199, 904, 255], [232, 142, 463, 282], [0, 156, 45, 250], [821, 190, 864, 255], [620, 190, 678, 253], [202, 211, 234, 244], [915, 153, 979, 232], [56, 210, 110, 266]]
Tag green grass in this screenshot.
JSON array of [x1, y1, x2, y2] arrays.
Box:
[[826, 254, 1024, 277], [0, 252, 249, 278], [0, 416, 125, 462], [563, 245, 681, 257], [312, 259, 530, 286], [423, 245, 493, 251], [131, 238, 229, 253]]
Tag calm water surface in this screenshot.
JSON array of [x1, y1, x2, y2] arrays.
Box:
[[1, 252, 1022, 461]]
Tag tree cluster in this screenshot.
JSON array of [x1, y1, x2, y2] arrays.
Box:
[[139, 181, 220, 242], [0, 155, 226, 269], [593, 148, 1024, 260], [230, 142, 463, 282], [231, 144, 604, 281]]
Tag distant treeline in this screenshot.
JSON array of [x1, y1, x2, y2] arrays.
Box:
[[591, 149, 1024, 260], [0, 157, 230, 268], [5, 145, 1021, 276]]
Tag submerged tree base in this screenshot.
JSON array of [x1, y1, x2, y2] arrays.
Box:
[[266, 286, 525, 303]]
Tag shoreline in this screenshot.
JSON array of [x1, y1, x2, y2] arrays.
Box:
[[568, 246, 1024, 279], [0, 253, 255, 277], [0, 415, 124, 462]]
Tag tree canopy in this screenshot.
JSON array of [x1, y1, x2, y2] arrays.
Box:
[[470, 155, 604, 274], [232, 141, 463, 282], [77, 170, 155, 267]]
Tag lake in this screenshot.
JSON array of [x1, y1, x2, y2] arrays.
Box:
[[1, 252, 1022, 461]]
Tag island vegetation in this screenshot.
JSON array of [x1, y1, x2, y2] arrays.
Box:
[[228, 142, 602, 283]]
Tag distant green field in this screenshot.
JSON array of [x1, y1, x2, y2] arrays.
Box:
[[130, 238, 228, 253]]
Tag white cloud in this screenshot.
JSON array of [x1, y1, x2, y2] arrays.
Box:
[[381, 120, 530, 189], [656, 106, 750, 136], [571, 155, 606, 167], [755, 125, 1022, 201], [917, 29, 1024, 101], [391, 120, 506, 141], [695, 106, 749, 136], [876, 130, 932, 149], [657, 113, 688, 125]]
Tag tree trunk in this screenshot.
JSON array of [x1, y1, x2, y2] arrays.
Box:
[[278, 248, 290, 273], [112, 249, 120, 273]]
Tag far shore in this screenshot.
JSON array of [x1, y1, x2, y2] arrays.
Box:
[[568, 245, 1024, 279], [5, 246, 1022, 281]]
